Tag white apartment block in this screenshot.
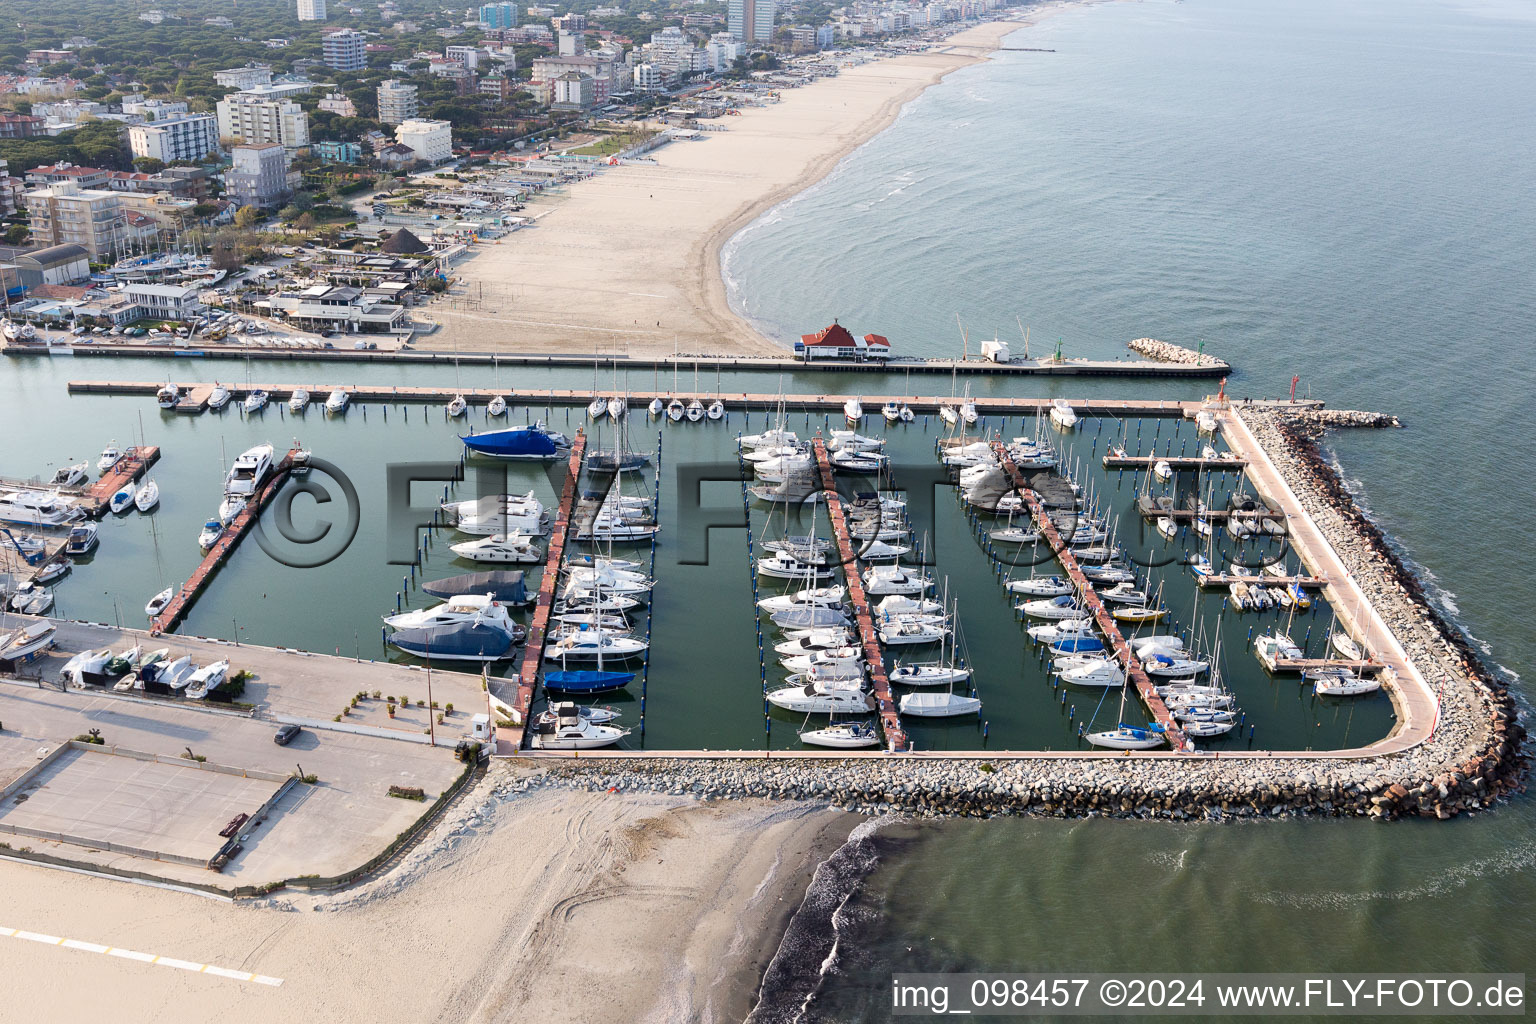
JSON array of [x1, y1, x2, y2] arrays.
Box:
[[395, 119, 453, 164], [216, 94, 310, 149], [376, 79, 419, 124], [214, 65, 273, 90], [128, 113, 219, 163], [24, 183, 128, 257], [297, 0, 328, 21]]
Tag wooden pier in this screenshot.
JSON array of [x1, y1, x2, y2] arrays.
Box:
[[992, 442, 1188, 750], [1274, 658, 1379, 673], [1135, 496, 1284, 522], [68, 380, 1254, 421], [173, 383, 216, 413], [508, 430, 586, 746], [1103, 454, 1248, 471], [150, 447, 298, 634], [82, 445, 160, 518], [1199, 574, 1326, 588], [812, 439, 908, 752]]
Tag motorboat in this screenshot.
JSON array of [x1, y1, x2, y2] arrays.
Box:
[[882, 402, 901, 423], [134, 478, 160, 513], [1058, 659, 1125, 687], [1153, 459, 1173, 482], [198, 517, 224, 550], [443, 489, 548, 524], [757, 552, 834, 580], [856, 540, 911, 562], [207, 385, 232, 410], [449, 531, 543, 563], [738, 426, 798, 450], [0, 621, 56, 662], [900, 690, 981, 717], [157, 383, 180, 408], [447, 394, 468, 418], [97, 443, 123, 473], [487, 395, 508, 417], [552, 611, 630, 631], [801, 721, 881, 748], [1196, 409, 1218, 433], [225, 443, 275, 497], [105, 644, 144, 677], [109, 481, 137, 514], [1086, 724, 1167, 750], [767, 681, 875, 714], [1254, 632, 1304, 672], [289, 388, 311, 412], [422, 570, 530, 605], [607, 397, 627, 420], [1021, 595, 1087, 620], [829, 450, 886, 475], [8, 581, 53, 615], [460, 424, 571, 461], [243, 389, 269, 414], [543, 670, 634, 696], [587, 396, 608, 419], [564, 566, 654, 593], [890, 663, 971, 687], [1049, 398, 1079, 430], [878, 619, 948, 645], [782, 646, 865, 676], [0, 490, 82, 528], [389, 621, 518, 662], [571, 513, 659, 543], [1113, 606, 1167, 624], [145, 586, 174, 618], [65, 522, 99, 555], [32, 559, 69, 584], [325, 389, 351, 414], [1006, 575, 1073, 597], [59, 648, 112, 686], [666, 398, 685, 422], [291, 448, 311, 476], [185, 660, 229, 700], [51, 463, 88, 488], [530, 703, 629, 749], [862, 565, 932, 596], [545, 629, 648, 661], [774, 629, 855, 656], [5, 532, 45, 559], [843, 397, 863, 423], [874, 595, 943, 620], [1027, 618, 1094, 644], [384, 593, 520, 635], [757, 585, 846, 613], [1097, 582, 1148, 606], [685, 398, 705, 422]]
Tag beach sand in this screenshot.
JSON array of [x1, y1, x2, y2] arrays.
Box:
[[421, 17, 1038, 358], [0, 766, 856, 1023]]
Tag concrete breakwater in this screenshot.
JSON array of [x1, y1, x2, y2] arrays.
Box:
[[499, 407, 1523, 823], [1128, 337, 1222, 367]]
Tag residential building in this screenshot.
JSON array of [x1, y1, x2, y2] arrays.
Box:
[[632, 63, 663, 92], [531, 54, 618, 103], [24, 164, 111, 189], [445, 44, 485, 69], [163, 166, 212, 198], [789, 25, 817, 51], [816, 24, 836, 49], [23, 184, 127, 257], [479, 71, 515, 102], [550, 71, 594, 111], [395, 119, 453, 164], [558, 30, 584, 57], [125, 282, 204, 320], [377, 79, 419, 124], [322, 29, 368, 71], [552, 13, 587, 34], [216, 94, 310, 149], [313, 140, 361, 163], [127, 113, 220, 163], [478, 2, 518, 29], [375, 142, 418, 169], [224, 142, 290, 207], [26, 49, 73, 66], [297, 0, 328, 21], [0, 114, 44, 139], [317, 91, 358, 116], [235, 80, 318, 102], [0, 158, 18, 216], [103, 171, 192, 196], [120, 97, 189, 121], [214, 65, 274, 90], [728, 0, 776, 42]]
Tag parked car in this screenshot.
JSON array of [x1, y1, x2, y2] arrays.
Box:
[[274, 724, 303, 745]]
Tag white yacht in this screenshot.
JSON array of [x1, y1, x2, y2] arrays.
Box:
[[739, 426, 798, 450], [573, 513, 660, 543], [207, 384, 232, 410], [0, 622, 56, 662], [108, 481, 137, 514], [488, 395, 508, 417], [198, 517, 223, 550], [1006, 575, 1073, 597], [1254, 632, 1304, 672], [706, 399, 724, 420], [563, 567, 653, 595], [843, 397, 863, 423], [890, 662, 971, 687], [134, 478, 160, 513], [0, 489, 81, 527], [1050, 398, 1079, 430], [685, 398, 705, 422], [64, 522, 99, 555], [218, 493, 247, 525], [882, 401, 901, 423], [801, 721, 881, 748], [1020, 595, 1088, 620], [384, 593, 520, 634], [454, 505, 550, 536], [757, 552, 834, 580], [289, 388, 311, 412], [767, 681, 875, 714], [50, 463, 88, 488], [325, 389, 351, 414], [666, 397, 685, 421], [145, 586, 174, 618], [878, 619, 948, 645], [1315, 674, 1381, 697], [225, 443, 275, 497], [530, 703, 629, 749], [1086, 725, 1166, 750], [446, 395, 468, 418], [243, 389, 269, 414], [442, 490, 547, 524], [185, 660, 229, 700], [449, 531, 543, 563], [545, 630, 648, 661], [157, 383, 180, 408], [862, 565, 933, 596], [587, 396, 608, 419], [97, 443, 123, 473], [774, 628, 855, 657], [1196, 409, 1218, 433], [757, 585, 846, 613]]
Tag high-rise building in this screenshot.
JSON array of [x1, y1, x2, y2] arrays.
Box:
[[216, 94, 311, 149], [297, 0, 327, 21], [127, 113, 220, 163], [395, 119, 453, 164], [728, 0, 776, 42], [23, 183, 127, 257], [377, 79, 419, 124], [478, 2, 517, 29], [322, 28, 367, 71], [225, 143, 290, 208]]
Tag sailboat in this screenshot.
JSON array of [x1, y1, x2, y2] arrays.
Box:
[[488, 394, 508, 417], [134, 478, 160, 513], [800, 718, 881, 748], [446, 394, 468, 418], [109, 480, 137, 514]]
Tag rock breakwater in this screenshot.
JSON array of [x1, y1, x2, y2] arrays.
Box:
[[1128, 337, 1223, 367]]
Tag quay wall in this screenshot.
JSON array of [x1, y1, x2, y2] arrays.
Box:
[[496, 409, 1523, 822]]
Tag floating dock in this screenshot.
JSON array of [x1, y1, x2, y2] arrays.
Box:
[[173, 383, 217, 413], [150, 447, 297, 634], [83, 446, 160, 519], [1198, 574, 1326, 587], [993, 442, 1187, 750], [1273, 658, 1379, 673], [1135, 496, 1284, 522], [1102, 454, 1248, 471], [508, 430, 586, 747], [812, 439, 908, 752]]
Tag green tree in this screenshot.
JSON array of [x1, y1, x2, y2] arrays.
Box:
[[234, 205, 260, 229], [133, 156, 165, 174]]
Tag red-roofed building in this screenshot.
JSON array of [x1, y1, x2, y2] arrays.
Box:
[[0, 113, 44, 139], [795, 321, 891, 361]]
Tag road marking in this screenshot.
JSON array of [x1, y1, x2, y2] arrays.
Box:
[[2, 924, 283, 987]]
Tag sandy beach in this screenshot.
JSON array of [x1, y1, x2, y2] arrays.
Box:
[[422, 16, 1042, 358], [0, 765, 855, 1023]]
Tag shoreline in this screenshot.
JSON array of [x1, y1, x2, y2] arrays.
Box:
[[420, 12, 1059, 359]]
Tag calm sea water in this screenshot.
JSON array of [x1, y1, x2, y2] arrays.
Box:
[[724, 0, 1536, 1014]]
